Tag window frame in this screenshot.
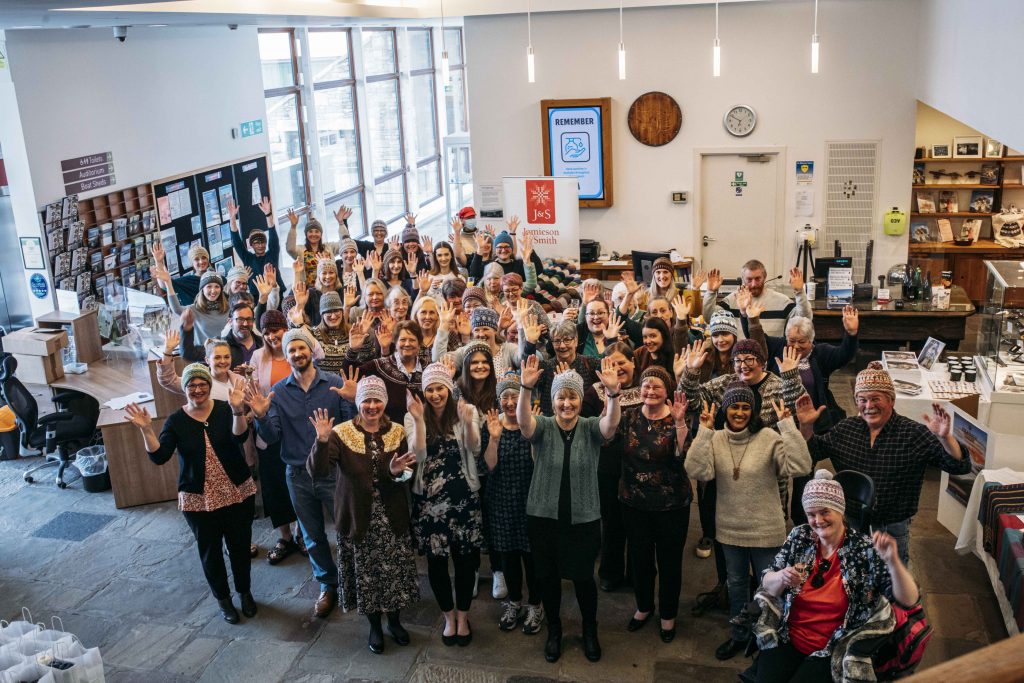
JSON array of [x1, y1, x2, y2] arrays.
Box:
[[443, 27, 468, 135], [362, 28, 409, 222], [409, 28, 442, 207]]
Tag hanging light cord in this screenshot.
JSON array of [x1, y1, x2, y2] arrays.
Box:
[[440, 0, 446, 48], [528, 0, 533, 47], [813, 0, 818, 38], [619, 1, 623, 44], [715, 0, 720, 40]]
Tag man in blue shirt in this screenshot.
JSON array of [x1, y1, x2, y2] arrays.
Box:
[[247, 327, 356, 619]]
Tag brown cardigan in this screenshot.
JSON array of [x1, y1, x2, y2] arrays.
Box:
[[307, 420, 411, 544]]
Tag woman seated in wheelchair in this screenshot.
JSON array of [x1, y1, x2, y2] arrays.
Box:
[[751, 469, 919, 683]]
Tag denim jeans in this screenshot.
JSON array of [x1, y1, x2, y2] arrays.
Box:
[[286, 464, 338, 592], [721, 543, 780, 643], [878, 518, 912, 566]]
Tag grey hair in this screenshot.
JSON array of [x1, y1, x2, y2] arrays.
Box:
[[552, 320, 578, 340], [785, 316, 815, 342]]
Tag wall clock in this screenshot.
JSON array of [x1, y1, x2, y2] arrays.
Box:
[[627, 92, 682, 147], [723, 104, 757, 137]]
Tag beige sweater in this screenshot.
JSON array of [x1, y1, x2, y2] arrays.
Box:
[[685, 417, 811, 548]]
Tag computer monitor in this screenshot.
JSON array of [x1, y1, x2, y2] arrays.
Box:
[[631, 251, 672, 285]]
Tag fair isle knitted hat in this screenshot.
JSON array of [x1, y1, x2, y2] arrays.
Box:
[[339, 238, 358, 254], [496, 372, 521, 397], [551, 369, 585, 400], [709, 311, 740, 337], [421, 362, 456, 394], [371, 219, 388, 234], [199, 271, 223, 290], [854, 368, 895, 399], [721, 382, 755, 410], [355, 376, 388, 406], [401, 225, 419, 244], [802, 469, 846, 514], [317, 258, 338, 276], [180, 363, 212, 392], [731, 338, 766, 365], [462, 286, 487, 309], [470, 307, 499, 331]]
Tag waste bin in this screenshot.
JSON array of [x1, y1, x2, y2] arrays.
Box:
[[0, 406, 18, 461], [75, 445, 110, 492]]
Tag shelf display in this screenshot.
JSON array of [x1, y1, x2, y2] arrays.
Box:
[[975, 261, 1024, 402]]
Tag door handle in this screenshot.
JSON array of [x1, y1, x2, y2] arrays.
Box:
[[703, 235, 717, 247]]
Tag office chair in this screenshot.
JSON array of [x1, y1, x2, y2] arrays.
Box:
[[0, 356, 100, 488], [834, 470, 877, 533]]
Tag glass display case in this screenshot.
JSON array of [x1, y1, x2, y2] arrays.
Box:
[[975, 260, 1024, 393]]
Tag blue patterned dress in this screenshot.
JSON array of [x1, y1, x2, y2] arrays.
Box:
[[480, 425, 534, 553], [411, 435, 484, 558]]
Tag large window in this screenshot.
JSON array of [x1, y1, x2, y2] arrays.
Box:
[[443, 28, 468, 135], [258, 30, 310, 217], [363, 29, 408, 222], [309, 29, 366, 235], [410, 29, 441, 207]]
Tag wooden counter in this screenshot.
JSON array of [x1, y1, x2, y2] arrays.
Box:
[[908, 239, 1024, 304], [581, 256, 693, 282]]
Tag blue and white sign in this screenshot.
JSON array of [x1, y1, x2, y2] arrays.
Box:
[[547, 106, 604, 200], [30, 273, 49, 299]]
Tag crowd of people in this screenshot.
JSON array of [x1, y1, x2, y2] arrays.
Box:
[[124, 202, 973, 680]]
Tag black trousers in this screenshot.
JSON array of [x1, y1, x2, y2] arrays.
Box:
[[696, 480, 727, 583], [755, 641, 832, 683], [541, 575, 598, 628], [501, 550, 540, 605], [257, 442, 298, 530], [182, 496, 255, 600], [789, 475, 811, 527], [427, 551, 481, 612], [598, 467, 628, 581], [622, 504, 689, 620]]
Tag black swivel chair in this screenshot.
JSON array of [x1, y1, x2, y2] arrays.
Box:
[[834, 470, 877, 533], [0, 356, 100, 488]]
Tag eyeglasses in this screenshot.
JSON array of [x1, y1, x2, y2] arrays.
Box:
[[809, 558, 832, 589], [234, 316, 255, 324], [733, 356, 759, 367], [552, 338, 575, 347], [185, 382, 209, 391]]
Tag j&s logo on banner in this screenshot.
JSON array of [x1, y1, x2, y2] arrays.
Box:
[[526, 179, 555, 224]]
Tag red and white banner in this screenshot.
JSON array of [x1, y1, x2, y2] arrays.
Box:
[[502, 176, 580, 264]]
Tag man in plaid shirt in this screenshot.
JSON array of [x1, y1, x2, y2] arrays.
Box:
[[795, 366, 970, 564]]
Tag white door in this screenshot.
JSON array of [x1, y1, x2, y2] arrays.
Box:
[[699, 153, 781, 279]]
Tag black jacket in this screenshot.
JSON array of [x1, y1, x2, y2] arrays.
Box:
[[149, 400, 250, 494]]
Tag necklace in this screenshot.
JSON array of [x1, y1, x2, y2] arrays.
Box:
[[726, 432, 750, 480]]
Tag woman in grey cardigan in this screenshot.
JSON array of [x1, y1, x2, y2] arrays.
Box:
[[517, 355, 622, 665], [684, 382, 812, 662]]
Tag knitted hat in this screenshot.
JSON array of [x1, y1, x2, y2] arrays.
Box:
[[721, 381, 756, 409], [319, 290, 343, 314], [501, 272, 524, 288], [462, 340, 493, 363], [382, 248, 404, 268], [639, 366, 673, 390], [355, 376, 388, 406], [802, 469, 846, 514], [187, 244, 210, 262], [248, 229, 267, 244], [496, 372, 521, 397], [493, 231, 514, 250], [551, 369, 584, 400], [854, 368, 895, 399], [282, 327, 316, 352], [421, 362, 456, 394], [199, 271, 223, 290], [709, 311, 740, 337], [226, 265, 249, 286], [651, 256, 674, 275], [317, 258, 337, 275], [339, 238, 358, 254], [181, 362, 212, 392], [483, 262, 505, 281], [470, 306, 499, 331], [731, 338, 766, 365], [401, 225, 419, 243], [462, 286, 487, 309], [371, 219, 388, 234], [260, 309, 288, 332], [304, 217, 323, 235]]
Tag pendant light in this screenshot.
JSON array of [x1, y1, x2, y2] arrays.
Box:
[[810, 0, 820, 74], [712, 0, 721, 78], [527, 0, 535, 83], [440, 0, 451, 86], [617, 1, 626, 80]]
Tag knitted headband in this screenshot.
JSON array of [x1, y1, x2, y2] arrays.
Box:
[[181, 363, 212, 392], [854, 368, 895, 399], [355, 376, 388, 406], [199, 271, 223, 290], [248, 229, 267, 243], [304, 217, 323, 235], [421, 362, 456, 394], [282, 327, 316, 352], [802, 469, 846, 514], [639, 366, 673, 390], [709, 311, 740, 337], [731, 338, 766, 365], [501, 272, 524, 288], [551, 369, 585, 400], [319, 290, 343, 314], [493, 231, 514, 250], [496, 373, 521, 397], [470, 306, 499, 331], [721, 381, 756, 409], [401, 225, 419, 243], [462, 286, 487, 308], [188, 244, 210, 262]]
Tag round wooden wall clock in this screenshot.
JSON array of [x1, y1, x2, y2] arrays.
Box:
[[627, 92, 682, 147]]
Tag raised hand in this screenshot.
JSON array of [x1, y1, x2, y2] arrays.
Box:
[[441, 354, 456, 379], [227, 198, 239, 224], [450, 217, 463, 233], [790, 267, 805, 293], [259, 196, 273, 218], [582, 280, 601, 305], [333, 204, 352, 224], [456, 399, 475, 423], [485, 408, 503, 439], [523, 313, 543, 344], [287, 208, 299, 230], [506, 216, 520, 234], [348, 314, 368, 350], [483, 223, 496, 237], [254, 274, 273, 301], [421, 235, 434, 254], [439, 301, 457, 328], [520, 354, 543, 389], [150, 260, 172, 285], [519, 233, 534, 262], [287, 304, 305, 327], [407, 392, 425, 420], [404, 212, 417, 226], [699, 400, 716, 428], [389, 235, 401, 252], [366, 250, 382, 275], [794, 394, 825, 426], [264, 262, 277, 283], [563, 307, 579, 324], [842, 305, 859, 335], [124, 402, 153, 429], [621, 271, 640, 295], [555, 362, 571, 375], [872, 531, 900, 566], [293, 281, 309, 309], [227, 378, 246, 413], [244, 380, 274, 418], [747, 299, 766, 320], [735, 285, 752, 315], [498, 305, 515, 333], [669, 391, 689, 423], [456, 311, 471, 339], [180, 307, 195, 332], [686, 339, 709, 370], [706, 268, 723, 292], [604, 310, 624, 339], [375, 313, 395, 350], [416, 270, 431, 293], [292, 257, 305, 280], [151, 239, 166, 263], [336, 367, 360, 402], [598, 355, 622, 394], [690, 269, 708, 291], [671, 295, 691, 322], [309, 408, 336, 443], [475, 232, 490, 253], [778, 345, 800, 373], [771, 398, 792, 421], [344, 284, 358, 309], [673, 350, 687, 379], [922, 402, 952, 439], [514, 297, 531, 324], [389, 451, 418, 476], [163, 329, 181, 355]]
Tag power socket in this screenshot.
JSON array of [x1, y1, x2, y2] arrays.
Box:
[[671, 191, 689, 204]]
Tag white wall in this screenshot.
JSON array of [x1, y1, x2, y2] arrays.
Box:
[[0, 26, 268, 317], [465, 0, 922, 277], [917, 0, 1024, 153]]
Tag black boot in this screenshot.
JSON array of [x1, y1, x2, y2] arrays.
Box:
[[386, 610, 410, 646], [239, 592, 257, 618], [582, 620, 602, 662], [217, 598, 240, 624], [544, 621, 562, 663], [367, 613, 385, 654]]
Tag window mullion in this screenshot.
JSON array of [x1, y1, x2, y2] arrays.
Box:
[[297, 27, 324, 221], [350, 27, 379, 228]]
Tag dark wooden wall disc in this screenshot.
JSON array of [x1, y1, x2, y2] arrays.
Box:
[[627, 92, 682, 147]]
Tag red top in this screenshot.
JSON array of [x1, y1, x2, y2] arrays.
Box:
[[788, 547, 849, 655], [270, 357, 291, 385]]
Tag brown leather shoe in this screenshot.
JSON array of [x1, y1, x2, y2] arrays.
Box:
[[314, 589, 338, 618]]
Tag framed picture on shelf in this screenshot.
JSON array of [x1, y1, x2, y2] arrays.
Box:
[[984, 139, 1004, 158], [930, 143, 950, 159], [969, 189, 995, 213], [916, 192, 936, 213], [953, 135, 983, 159], [938, 191, 958, 213]]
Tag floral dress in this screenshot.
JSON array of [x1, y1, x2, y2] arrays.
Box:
[[480, 425, 533, 553], [412, 434, 484, 558]]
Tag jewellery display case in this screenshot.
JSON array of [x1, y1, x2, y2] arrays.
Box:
[[974, 260, 1024, 435]]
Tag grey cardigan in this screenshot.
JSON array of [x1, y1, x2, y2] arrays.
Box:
[[526, 415, 604, 524]]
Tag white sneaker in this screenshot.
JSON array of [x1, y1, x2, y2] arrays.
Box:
[[472, 570, 479, 599], [491, 570, 508, 600], [522, 604, 545, 635]]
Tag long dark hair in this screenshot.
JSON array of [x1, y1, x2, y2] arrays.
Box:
[[457, 349, 497, 414], [379, 252, 410, 283], [642, 316, 674, 375], [430, 241, 456, 276], [424, 387, 459, 445]]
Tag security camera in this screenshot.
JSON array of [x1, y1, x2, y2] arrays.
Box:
[[113, 26, 127, 42], [228, 24, 238, 30]]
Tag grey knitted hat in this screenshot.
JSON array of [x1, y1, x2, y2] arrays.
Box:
[[282, 327, 316, 353], [551, 369, 585, 400], [199, 271, 223, 289], [319, 291, 343, 314], [180, 363, 212, 392], [496, 373, 522, 397], [709, 311, 740, 337]]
